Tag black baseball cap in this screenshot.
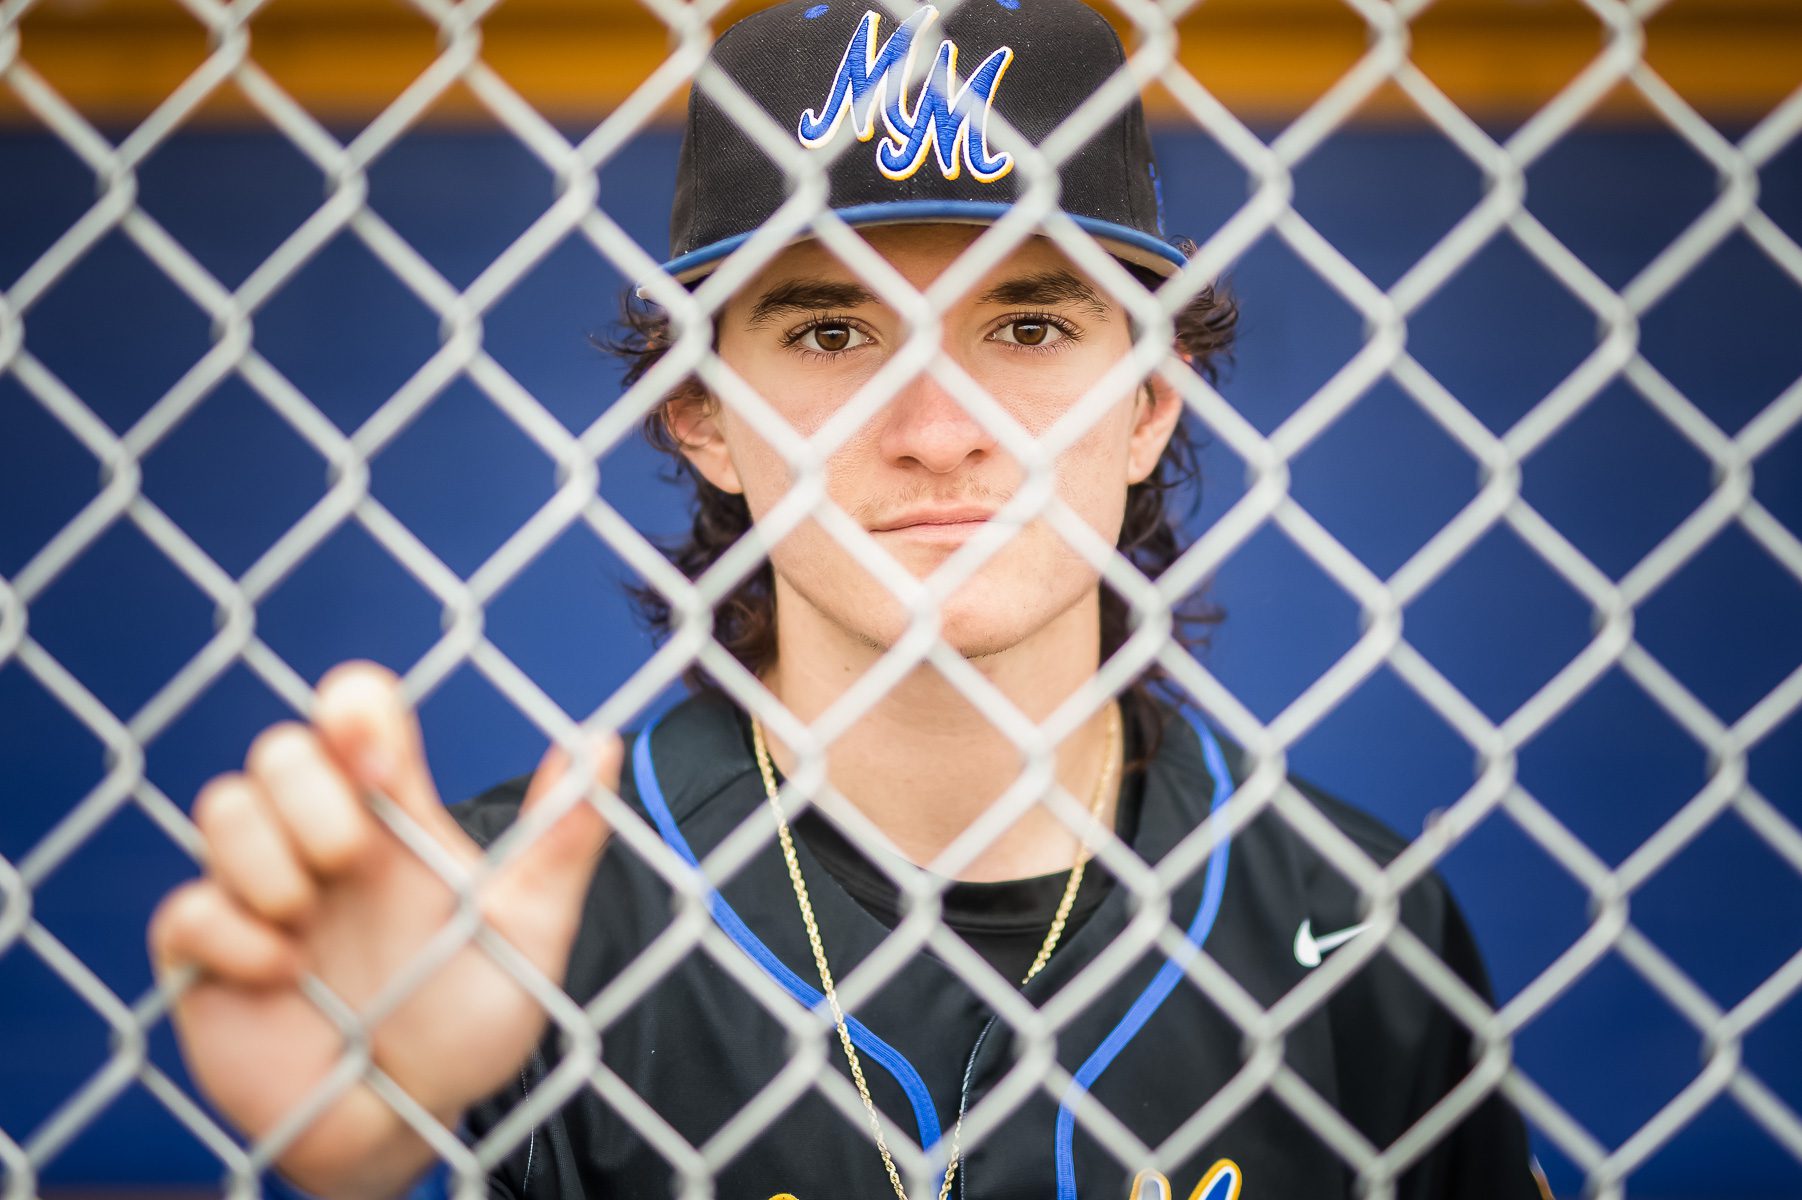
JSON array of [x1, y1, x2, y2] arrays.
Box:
[[657, 0, 1185, 287]]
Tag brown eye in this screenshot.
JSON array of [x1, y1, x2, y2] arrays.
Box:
[[800, 322, 866, 353], [992, 319, 1067, 348]]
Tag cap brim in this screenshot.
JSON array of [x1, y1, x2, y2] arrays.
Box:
[[642, 200, 1188, 296]]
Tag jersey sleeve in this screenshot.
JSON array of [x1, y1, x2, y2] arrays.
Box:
[[1391, 892, 1544, 1200], [1312, 838, 1544, 1200], [1262, 767, 1544, 1200]]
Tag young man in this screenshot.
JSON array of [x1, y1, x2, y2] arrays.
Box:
[[150, 1, 1547, 1197]]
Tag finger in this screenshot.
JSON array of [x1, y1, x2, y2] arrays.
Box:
[[194, 773, 318, 924], [245, 723, 377, 876], [310, 661, 448, 828], [150, 880, 301, 987], [499, 731, 619, 898]]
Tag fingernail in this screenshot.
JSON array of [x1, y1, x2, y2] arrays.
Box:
[[583, 730, 619, 771], [357, 745, 395, 788]]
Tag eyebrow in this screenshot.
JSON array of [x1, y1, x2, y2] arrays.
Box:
[[745, 280, 877, 327], [741, 268, 1113, 328], [976, 270, 1110, 316]]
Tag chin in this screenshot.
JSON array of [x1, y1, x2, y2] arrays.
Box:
[[841, 572, 1089, 662], [773, 531, 1099, 665], [939, 586, 1066, 659], [918, 615, 1035, 661]]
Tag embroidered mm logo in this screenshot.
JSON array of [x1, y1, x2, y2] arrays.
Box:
[[1127, 1158, 1244, 1200], [1191, 1159, 1243, 1200], [796, 6, 1015, 183]]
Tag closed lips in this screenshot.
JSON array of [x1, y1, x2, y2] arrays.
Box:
[[870, 507, 997, 531]]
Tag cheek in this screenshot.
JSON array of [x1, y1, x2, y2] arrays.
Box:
[[717, 371, 875, 518], [730, 437, 793, 522], [981, 347, 1138, 465], [715, 400, 819, 521], [722, 410, 880, 591], [1051, 398, 1139, 539]]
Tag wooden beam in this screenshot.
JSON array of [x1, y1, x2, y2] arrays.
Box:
[[1, 0, 1796, 130]]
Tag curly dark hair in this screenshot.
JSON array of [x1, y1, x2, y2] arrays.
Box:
[[601, 249, 1237, 764]]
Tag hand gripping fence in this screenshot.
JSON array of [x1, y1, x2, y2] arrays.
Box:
[[2, 0, 1801, 1198]]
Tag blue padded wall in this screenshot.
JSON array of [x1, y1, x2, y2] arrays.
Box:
[[1, 125, 1798, 1196]]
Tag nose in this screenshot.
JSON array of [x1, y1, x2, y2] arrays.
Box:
[[876, 363, 999, 475]]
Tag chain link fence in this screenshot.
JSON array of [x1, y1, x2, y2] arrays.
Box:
[[2, 0, 1800, 1197]]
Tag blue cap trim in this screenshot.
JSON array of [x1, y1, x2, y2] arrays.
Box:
[[654, 200, 1187, 288]]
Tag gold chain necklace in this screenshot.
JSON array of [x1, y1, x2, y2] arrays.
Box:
[[750, 704, 1122, 1200]]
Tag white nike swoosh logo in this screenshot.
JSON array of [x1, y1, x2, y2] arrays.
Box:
[[1294, 918, 1371, 968]]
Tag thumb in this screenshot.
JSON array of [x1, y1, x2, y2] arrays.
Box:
[[313, 660, 447, 830], [506, 730, 618, 891]]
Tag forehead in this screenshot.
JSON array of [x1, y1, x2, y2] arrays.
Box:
[[730, 224, 1105, 308]]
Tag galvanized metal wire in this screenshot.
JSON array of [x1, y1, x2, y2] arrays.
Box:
[[2, 0, 1800, 1197]]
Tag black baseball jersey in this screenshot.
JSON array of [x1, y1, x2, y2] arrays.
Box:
[[449, 690, 1542, 1200]]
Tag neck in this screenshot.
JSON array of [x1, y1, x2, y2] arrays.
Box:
[[759, 584, 1121, 882]]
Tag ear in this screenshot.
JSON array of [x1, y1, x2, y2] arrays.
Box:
[[664, 389, 744, 495], [1124, 361, 1186, 485]]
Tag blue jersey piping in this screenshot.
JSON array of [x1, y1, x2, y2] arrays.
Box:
[[633, 721, 945, 1150], [1052, 710, 1237, 1200], [634, 708, 1237, 1193]]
